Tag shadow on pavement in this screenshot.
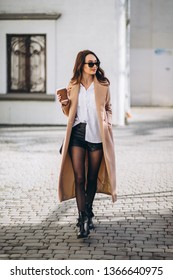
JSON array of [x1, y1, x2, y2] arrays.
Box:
[[0, 194, 173, 260], [127, 116, 173, 136]]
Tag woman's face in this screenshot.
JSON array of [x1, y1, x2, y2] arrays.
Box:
[[83, 54, 99, 75]]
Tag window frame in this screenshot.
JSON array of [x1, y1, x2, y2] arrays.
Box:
[[7, 33, 47, 94]]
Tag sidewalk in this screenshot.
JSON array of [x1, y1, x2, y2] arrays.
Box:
[[0, 107, 173, 260]]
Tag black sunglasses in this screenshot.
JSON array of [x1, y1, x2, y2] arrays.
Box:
[[84, 61, 100, 68]]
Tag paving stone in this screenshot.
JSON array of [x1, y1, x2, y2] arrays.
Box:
[[53, 254, 70, 259], [114, 255, 130, 260]]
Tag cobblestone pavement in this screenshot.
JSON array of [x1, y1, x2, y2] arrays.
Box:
[[0, 108, 173, 260]]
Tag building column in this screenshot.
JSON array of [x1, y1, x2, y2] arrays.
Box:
[[117, 0, 129, 126]]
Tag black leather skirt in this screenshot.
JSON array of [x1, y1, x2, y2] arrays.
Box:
[[69, 123, 102, 152]]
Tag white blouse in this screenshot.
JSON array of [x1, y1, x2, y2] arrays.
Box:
[[73, 82, 102, 143]]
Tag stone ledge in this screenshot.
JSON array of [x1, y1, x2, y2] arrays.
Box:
[[0, 13, 61, 20], [0, 93, 55, 101]]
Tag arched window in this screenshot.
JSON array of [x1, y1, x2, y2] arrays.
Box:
[[7, 34, 46, 93]]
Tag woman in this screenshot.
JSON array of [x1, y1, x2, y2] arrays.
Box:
[[57, 50, 117, 239]]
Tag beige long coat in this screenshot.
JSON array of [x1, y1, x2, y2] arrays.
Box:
[[58, 76, 117, 202]]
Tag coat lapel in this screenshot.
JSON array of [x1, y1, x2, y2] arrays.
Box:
[[94, 76, 107, 106], [68, 83, 80, 123], [94, 77, 107, 128]]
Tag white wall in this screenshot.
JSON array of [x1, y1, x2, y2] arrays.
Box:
[[0, 0, 121, 125], [130, 0, 173, 106], [0, 101, 63, 125]]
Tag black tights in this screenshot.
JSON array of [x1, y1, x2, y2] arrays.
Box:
[[69, 146, 103, 212]]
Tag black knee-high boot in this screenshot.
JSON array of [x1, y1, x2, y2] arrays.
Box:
[[77, 211, 90, 239], [86, 203, 94, 230]]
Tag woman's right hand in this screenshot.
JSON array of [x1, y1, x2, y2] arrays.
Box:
[[57, 86, 71, 105], [57, 94, 69, 105]]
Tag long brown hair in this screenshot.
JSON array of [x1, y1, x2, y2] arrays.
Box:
[[71, 50, 110, 85]]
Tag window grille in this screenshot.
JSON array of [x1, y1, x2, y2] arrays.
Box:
[[7, 35, 46, 93]]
